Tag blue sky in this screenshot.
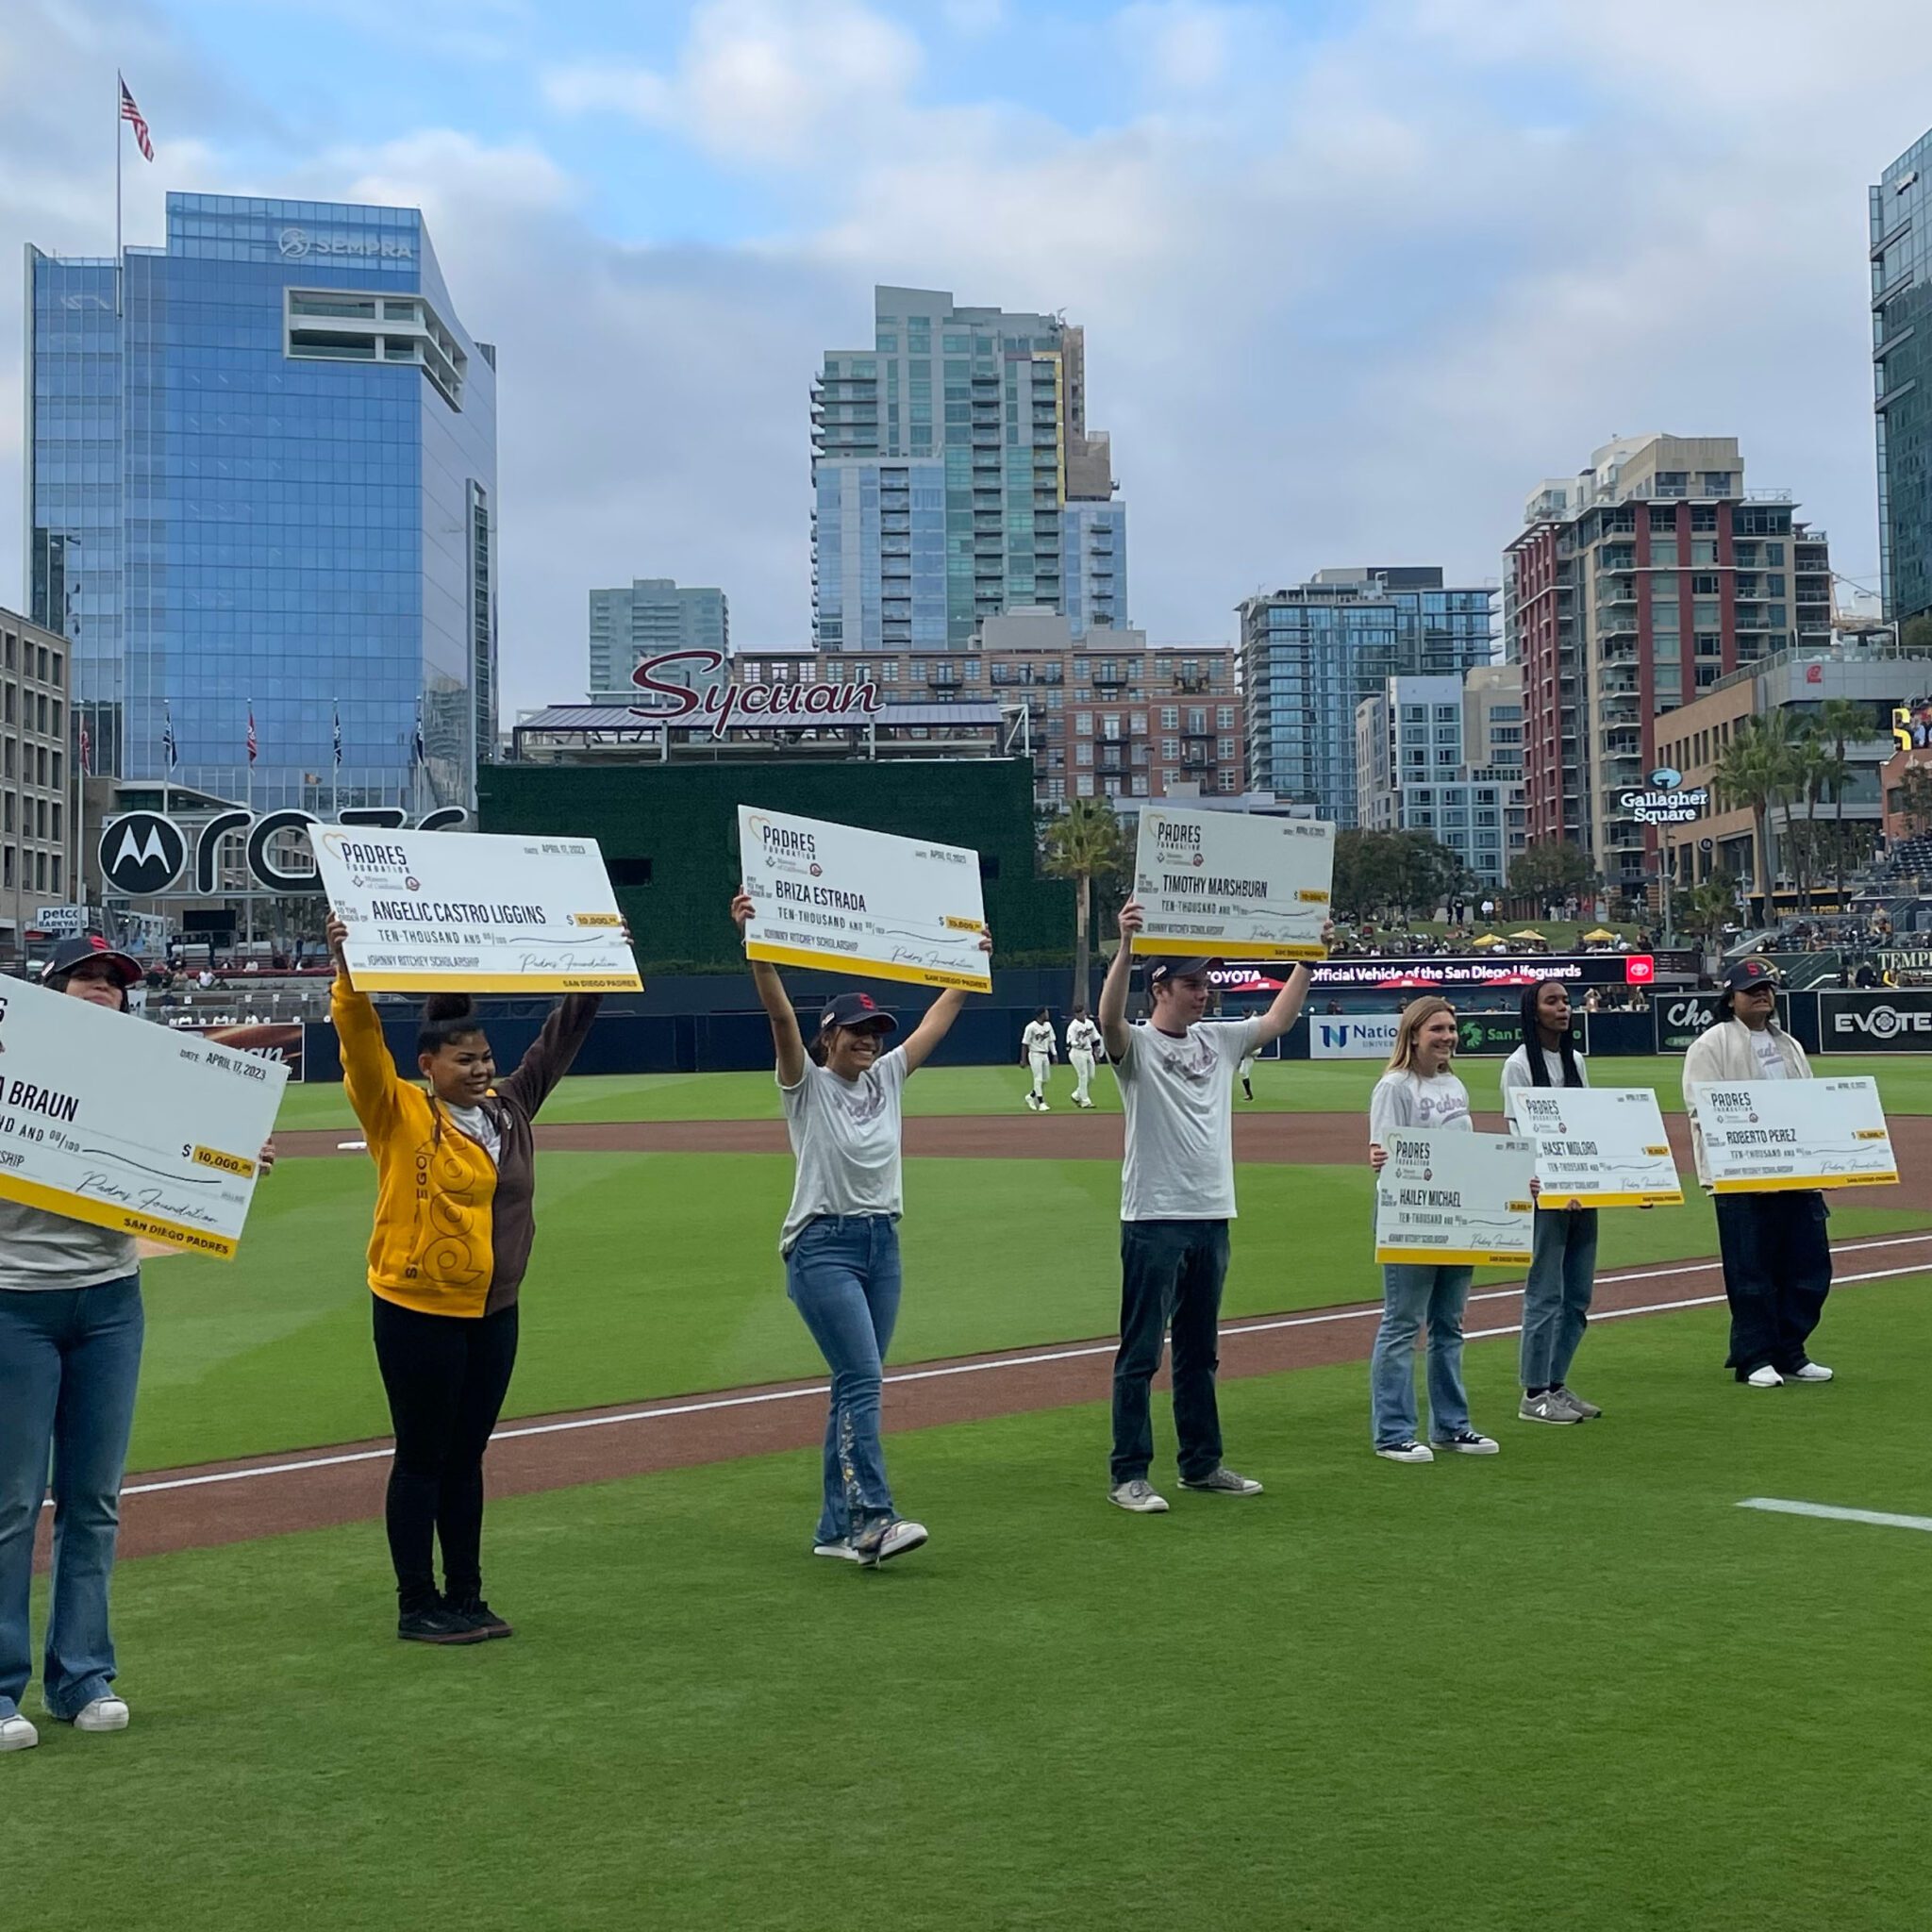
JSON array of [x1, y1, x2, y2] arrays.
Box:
[[5, 0, 1932, 713]]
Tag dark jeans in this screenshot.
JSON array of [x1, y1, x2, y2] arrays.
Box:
[[371, 1296, 520, 1609], [1110, 1220, 1230, 1486], [1713, 1191, 1833, 1379]]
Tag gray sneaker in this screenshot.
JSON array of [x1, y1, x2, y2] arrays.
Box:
[[1552, 1385, 1602, 1418], [1519, 1390, 1581, 1425], [1108, 1478, 1170, 1514], [1179, 1466, 1264, 1496]]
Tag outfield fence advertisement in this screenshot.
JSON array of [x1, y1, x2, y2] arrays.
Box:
[[1690, 1076, 1898, 1192], [0, 975, 286, 1257], [1816, 991, 1932, 1052], [1309, 1015, 1402, 1059], [1503, 1087, 1684, 1208], [1130, 808, 1333, 960], [315, 829, 641, 994], [1374, 1125, 1537, 1266], [737, 806, 991, 991]]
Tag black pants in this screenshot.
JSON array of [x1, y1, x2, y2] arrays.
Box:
[[1713, 1191, 1833, 1379], [371, 1297, 520, 1609], [1110, 1220, 1230, 1485]]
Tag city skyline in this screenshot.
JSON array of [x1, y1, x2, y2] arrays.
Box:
[[4, 3, 1932, 725]]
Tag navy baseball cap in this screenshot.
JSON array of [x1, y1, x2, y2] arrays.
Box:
[[42, 934, 142, 988], [1720, 957, 1780, 993], [819, 991, 898, 1033], [1146, 957, 1219, 986]]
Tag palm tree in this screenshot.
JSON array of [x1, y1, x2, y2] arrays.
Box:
[[1713, 720, 1783, 922], [1813, 696, 1869, 905], [1042, 797, 1132, 1010], [1788, 732, 1835, 912]]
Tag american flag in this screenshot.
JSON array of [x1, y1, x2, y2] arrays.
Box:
[[246, 702, 258, 765], [119, 75, 153, 162], [161, 702, 178, 771], [332, 702, 343, 768], [78, 711, 92, 777]]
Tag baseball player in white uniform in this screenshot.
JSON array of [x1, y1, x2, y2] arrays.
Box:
[[1021, 1009, 1057, 1111], [1238, 1049, 1258, 1102], [1066, 1008, 1102, 1108]]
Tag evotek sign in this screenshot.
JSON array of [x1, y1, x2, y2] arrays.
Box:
[[1820, 991, 1932, 1051], [98, 806, 466, 899], [629, 650, 884, 738], [1620, 768, 1711, 827]]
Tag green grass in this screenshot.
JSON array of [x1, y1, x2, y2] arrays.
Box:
[[135, 1153, 1930, 1472], [267, 1052, 1932, 1130], [11, 1277, 1932, 1931]]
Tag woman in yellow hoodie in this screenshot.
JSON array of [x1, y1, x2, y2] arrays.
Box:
[[325, 913, 605, 1645]]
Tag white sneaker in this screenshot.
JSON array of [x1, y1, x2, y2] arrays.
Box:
[[0, 1714, 39, 1753], [70, 1696, 129, 1732], [1789, 1361, 1834, 1383], [1745, 1366, 1785, 1389], [1108, 1478, 1170, 1513], [811, 1538, 863, 1562], [1374, 1440, 1435, 1463], [1038, 1100, 1050, 1111]]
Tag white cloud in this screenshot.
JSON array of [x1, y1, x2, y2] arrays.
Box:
[[1112, 2, 1241, 93]]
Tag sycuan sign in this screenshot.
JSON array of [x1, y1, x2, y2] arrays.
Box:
[[629, 650, 885, 738]]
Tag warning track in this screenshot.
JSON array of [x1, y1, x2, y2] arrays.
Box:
[[48, 1229, 1932, 1570]]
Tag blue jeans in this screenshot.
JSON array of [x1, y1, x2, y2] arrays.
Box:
[[1520, 1208, 1599, 1391], [0, 1277, 145, 1721], [1370, 1264, 1473, 1447], [785, 1217, 903, 1544], [1111, 1220, 1230, 1485]]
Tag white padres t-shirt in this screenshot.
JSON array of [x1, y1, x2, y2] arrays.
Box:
[[1750, 1029, 1787, 1080], [1368, 1070, 1474, 1146], [1499, 1044, 1590, 1091], [1116, 1017, 1262, 1222], [777, 1047, 908, 1254]]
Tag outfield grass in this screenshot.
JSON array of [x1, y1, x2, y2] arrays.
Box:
[[135, 1152, 1930, 1471], [265, 1052, 1932, 1129], [11, 1278, 1932, 1931]]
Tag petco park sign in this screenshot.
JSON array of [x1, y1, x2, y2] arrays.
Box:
[[629, 650, 884, 740], [1620, 766, 1710, 827]]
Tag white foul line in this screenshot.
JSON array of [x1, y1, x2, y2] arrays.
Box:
[[97, 1231, 1932, 1504], [1738, 1498, 1932, 1534]]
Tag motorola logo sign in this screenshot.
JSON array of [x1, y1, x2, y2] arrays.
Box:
[[277, 226, 413, 261], [99, 812, 189, 896]]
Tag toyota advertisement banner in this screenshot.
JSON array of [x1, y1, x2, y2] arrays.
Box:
[[1817, 991, 1932, 1053]]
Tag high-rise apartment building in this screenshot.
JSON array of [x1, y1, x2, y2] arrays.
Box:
[[811, 287, 1124, 652], [0, 606, 78, 956], [27, 193, 496, 813], [1873, 133, 1932, 626], [1504, 435, 1831, 899], [588, 578, 728, 697], [1354, 667, 1527, 890], [1238, 567, 1494, 827]]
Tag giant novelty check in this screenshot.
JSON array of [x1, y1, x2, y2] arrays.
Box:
[[739, 807, 991, 991], [1503, 1087, 1684, 1208], [313, 827, 641, 993], [1130, 808, 1333, 959], [1691, 1076, 1898, 1192], [1374, 1125, 1537, 1266], [0, 974, 286, 1257]]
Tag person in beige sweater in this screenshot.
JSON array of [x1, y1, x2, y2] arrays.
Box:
[[1680, 958, 1834, 1390]]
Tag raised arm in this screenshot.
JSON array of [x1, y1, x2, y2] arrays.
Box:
[[1098, 899, 1141, 1060], [1251, 920, 1335, 1048], [493, 994, 605, 1118], [900, 929, 994, 1074], [732, 891, 807, 1089], [326, 910, 398, 1134]]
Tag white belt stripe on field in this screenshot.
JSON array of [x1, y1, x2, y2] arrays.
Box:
[[89, 1230, 1932, 1504], [1738, 1498, 1932, 1534]]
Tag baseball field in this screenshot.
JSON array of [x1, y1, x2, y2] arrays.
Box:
[[11, 1052, 1932, 1930]]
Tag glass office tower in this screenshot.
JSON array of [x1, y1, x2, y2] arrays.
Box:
[[26, 192, 497, 812], [1874, 132, 1932, 625]]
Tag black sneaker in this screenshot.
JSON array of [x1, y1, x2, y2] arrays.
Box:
[[397, 1602, 489, 1645], [447, 1597, 515, 1641]]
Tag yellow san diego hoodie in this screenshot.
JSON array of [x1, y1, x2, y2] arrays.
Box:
[[333, 979, 601, 1319]]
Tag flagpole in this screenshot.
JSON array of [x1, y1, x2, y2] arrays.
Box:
[[114, 73, 124, 320]]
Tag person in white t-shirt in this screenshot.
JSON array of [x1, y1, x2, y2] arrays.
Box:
[[1021, 1009, 1057, 1111], [1065, 1008, 1102, 1108], [732, 891, 991, 1568], [1501, 979, 1603, 1426], [1098, 900, 1326, 1514], [1681, 956, 1833, 1388], [1365, 997, 1499, 1463]]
